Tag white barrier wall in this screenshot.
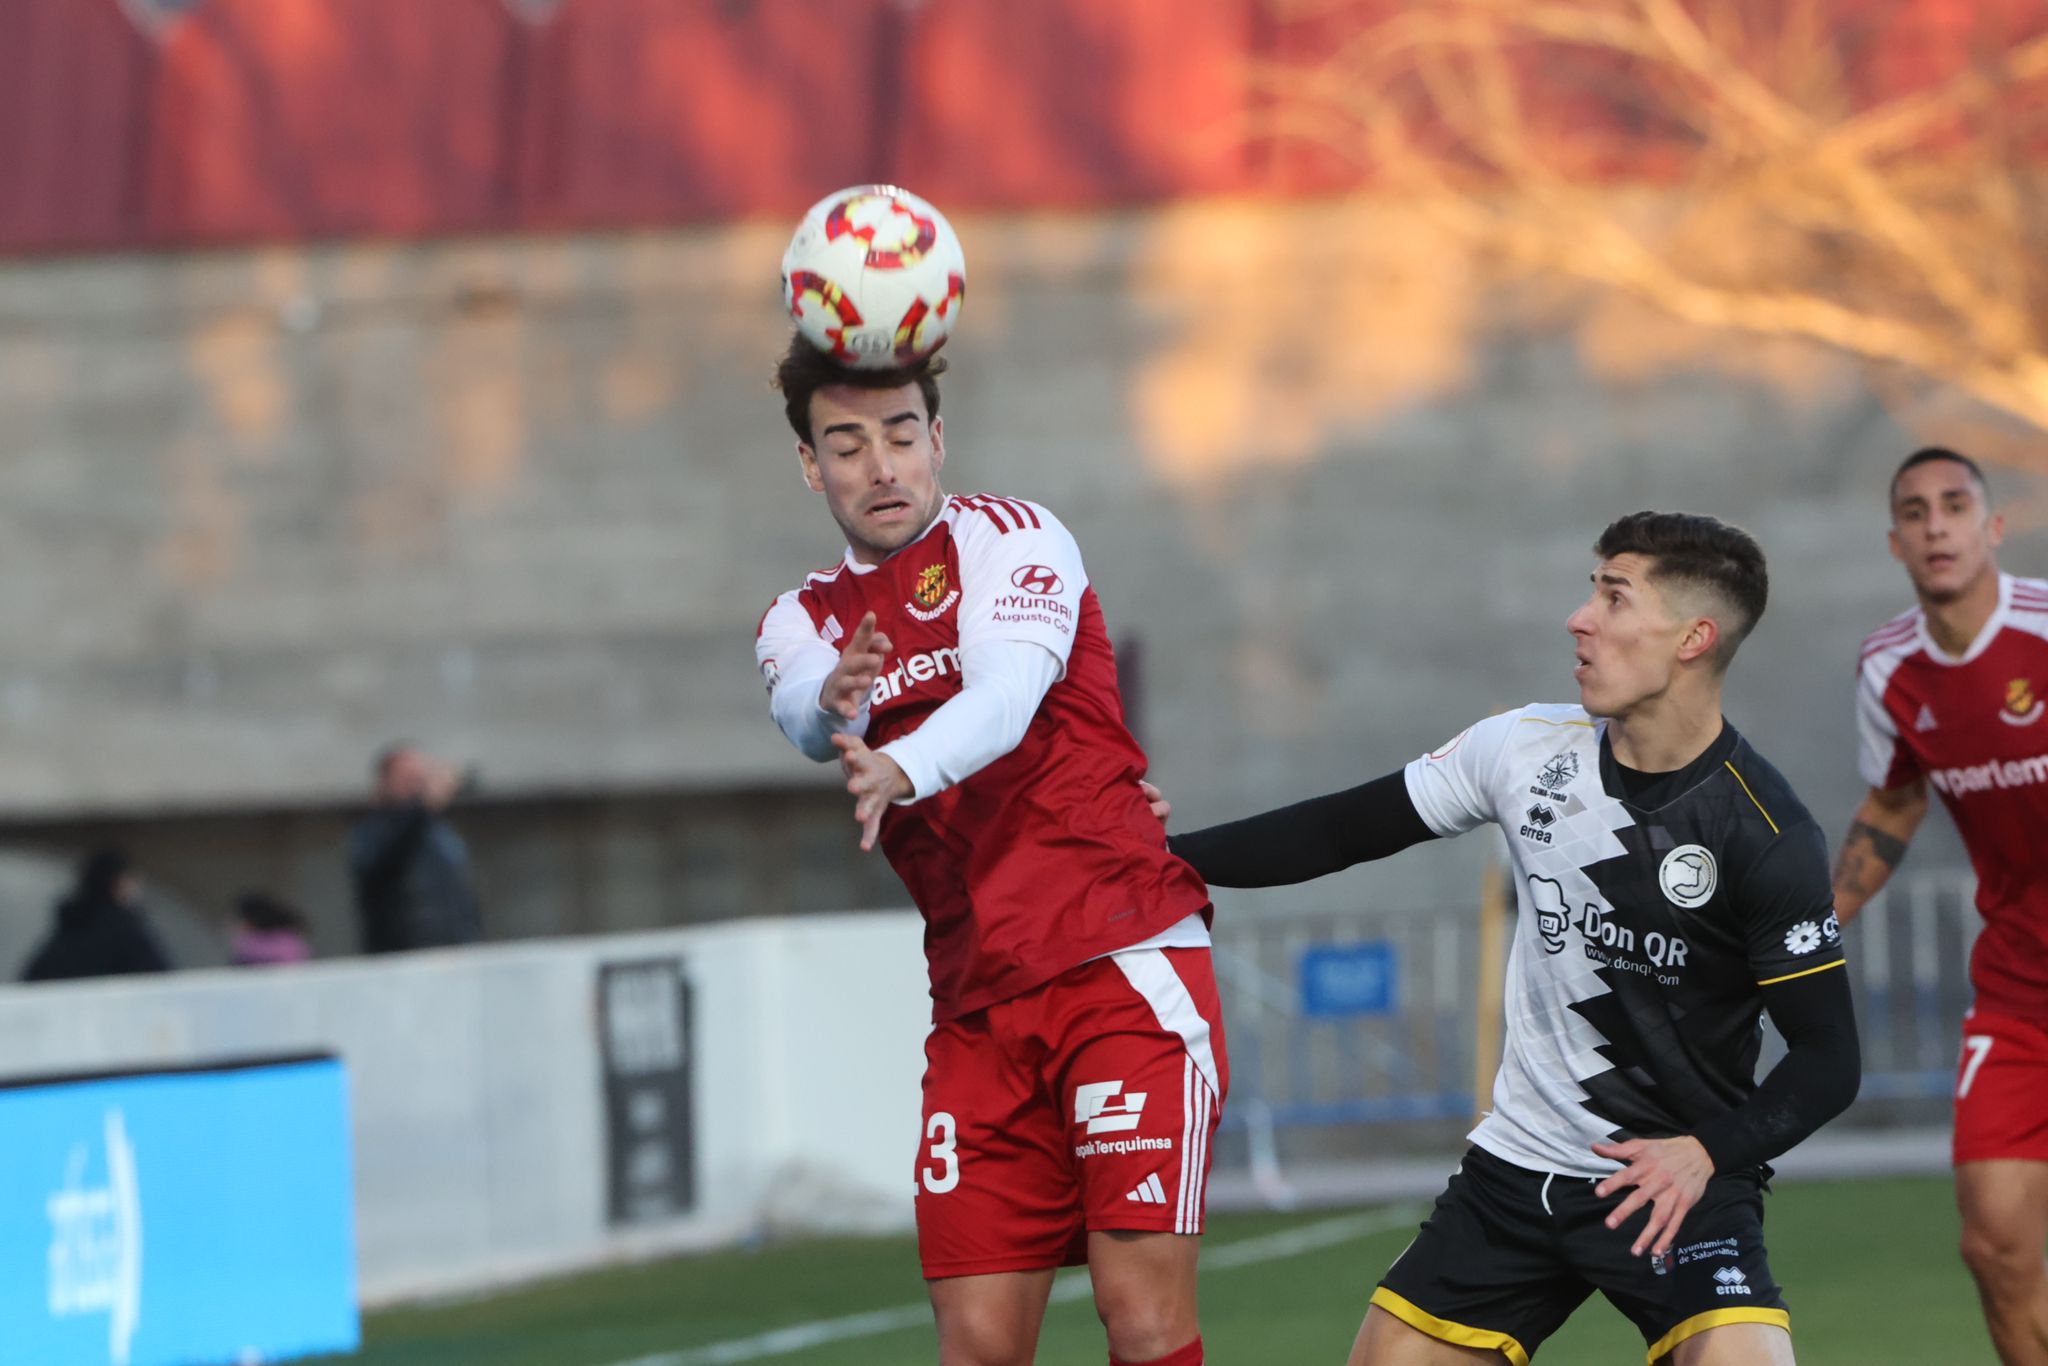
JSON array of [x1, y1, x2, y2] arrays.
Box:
[[0, 912, 929, 1306]]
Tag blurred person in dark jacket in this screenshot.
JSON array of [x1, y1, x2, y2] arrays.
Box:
[[345, 743, 482, 953], [21, 849, 172, 982], [228, 890, 312, 967]]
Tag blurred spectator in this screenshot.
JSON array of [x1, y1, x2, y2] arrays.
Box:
[[229, 891, 313, 967], [345, 743, 482, 953], [21, 849, 172, 983]]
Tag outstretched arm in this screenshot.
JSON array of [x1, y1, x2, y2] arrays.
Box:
[[828, 638, 1063, 850], [759, 602, 886, 762], [1832, 781, 1928, 926], [1165, 771, 1438, 888]]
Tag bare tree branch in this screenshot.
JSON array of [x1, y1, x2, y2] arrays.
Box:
[[1258, 0, 2048, 449]]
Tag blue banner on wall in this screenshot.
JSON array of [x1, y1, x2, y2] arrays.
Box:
[[1299, 942, 1398, 1017], [0, 1055, 360, 1366]]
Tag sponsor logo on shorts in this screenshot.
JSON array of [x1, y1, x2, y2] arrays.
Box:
[[1713, 1266, 1752, 1296], [1074, 1081, 1146, 1135], [1074, 1136, 1175, 1160], [1125, 1173, 1169, 1205], [1673, 1237, 1739, 1265]]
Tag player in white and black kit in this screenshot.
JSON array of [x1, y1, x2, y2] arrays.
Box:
[[1152, 513, 1860, 1365]]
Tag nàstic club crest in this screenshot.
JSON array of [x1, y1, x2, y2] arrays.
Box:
[[906, 563, 959, 621], [2002, 677, 2044, 727]]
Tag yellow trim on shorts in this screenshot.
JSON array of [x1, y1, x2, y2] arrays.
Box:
[[1369, 1286, 1530, 1366], [1722, 762, 1780, 835], [1646, 1306, 1790, 1363], [1757, 958, 1846, 987]]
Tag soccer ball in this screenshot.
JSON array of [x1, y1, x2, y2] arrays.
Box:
[[781, 185, 967, 370]]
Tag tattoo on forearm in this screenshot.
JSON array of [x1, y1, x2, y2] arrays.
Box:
[[1833, 820, 1908, 895], [1848, 820, 1908, 868]]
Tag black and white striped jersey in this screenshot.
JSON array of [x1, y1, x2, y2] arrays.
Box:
[[1405, 704, 1846, 1177]]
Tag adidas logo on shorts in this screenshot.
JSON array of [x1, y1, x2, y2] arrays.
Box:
[[1125, 1173, 1168, 1205]]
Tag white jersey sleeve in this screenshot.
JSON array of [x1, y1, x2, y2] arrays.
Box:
[[951, 496, 1088, 671], [878, 638, 1062, 801], [1854, 653, 1918, 789], [1402, 709, 1525, 838], [755, 591, 868, 762]]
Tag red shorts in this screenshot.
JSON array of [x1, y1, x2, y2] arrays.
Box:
[[913, 946, 1228, 1280], [1954, 1010, 2048, 1165]]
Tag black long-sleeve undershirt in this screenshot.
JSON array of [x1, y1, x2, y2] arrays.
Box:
[[1165, 770, 1437, 888], [1166, 769, 1861, 1171], [1693, 964, 1861, 1173]]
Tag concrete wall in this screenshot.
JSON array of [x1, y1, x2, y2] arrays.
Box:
[[0, 196, 2040, 915], [0, 913, 930, 1305]]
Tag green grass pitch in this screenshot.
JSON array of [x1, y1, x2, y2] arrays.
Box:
[[328, 1175, 1984, 1365]]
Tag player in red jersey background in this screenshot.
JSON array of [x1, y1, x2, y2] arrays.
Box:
[[1836, 447, 2048, 1365], [754, 337, 1223, 1366]]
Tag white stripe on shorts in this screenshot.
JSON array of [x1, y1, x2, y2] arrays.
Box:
[[1111, 948, 1220, 1234], [1112, 948, 1220, 1095]]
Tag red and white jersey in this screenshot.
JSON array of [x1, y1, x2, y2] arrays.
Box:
[[1857, 573, 2048, 1020], [757, 494, 1210, 1021]]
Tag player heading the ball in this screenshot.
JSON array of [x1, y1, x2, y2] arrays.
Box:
[[756, 188, 1223, 1366]]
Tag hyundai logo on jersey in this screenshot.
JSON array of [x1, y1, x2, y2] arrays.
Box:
[[0, 1056, 359, 1366]]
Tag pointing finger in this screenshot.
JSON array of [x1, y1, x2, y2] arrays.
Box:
[[848, 612, 877, 652]]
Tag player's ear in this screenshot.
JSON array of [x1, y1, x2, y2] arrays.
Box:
[[797, 440, 825, 495], [1678, 615, 1720, 667], [1887, 525, 1905, 565], [930, 416, 945, 474], [1989, 509, 2006, 550]]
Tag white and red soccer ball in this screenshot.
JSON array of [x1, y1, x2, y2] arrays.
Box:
[[781, 185, 967, 370]]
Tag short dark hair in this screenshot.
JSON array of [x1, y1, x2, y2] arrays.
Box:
[[1592, 511, 1769, 670], [1889, 446, 1988, 505], [76, 847, 131, 901], [772, 333, 945, 444]]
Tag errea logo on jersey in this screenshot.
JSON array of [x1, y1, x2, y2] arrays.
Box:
[[870, 646, 963, 704], [1074, 1080, 1146, 1135]]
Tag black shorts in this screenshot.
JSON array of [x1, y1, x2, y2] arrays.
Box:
[[1374, 1146, 1790, 1365]]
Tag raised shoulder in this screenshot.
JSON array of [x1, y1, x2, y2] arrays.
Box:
[[945, 493, 1087, 593], [948, 492, 1059, 539]]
